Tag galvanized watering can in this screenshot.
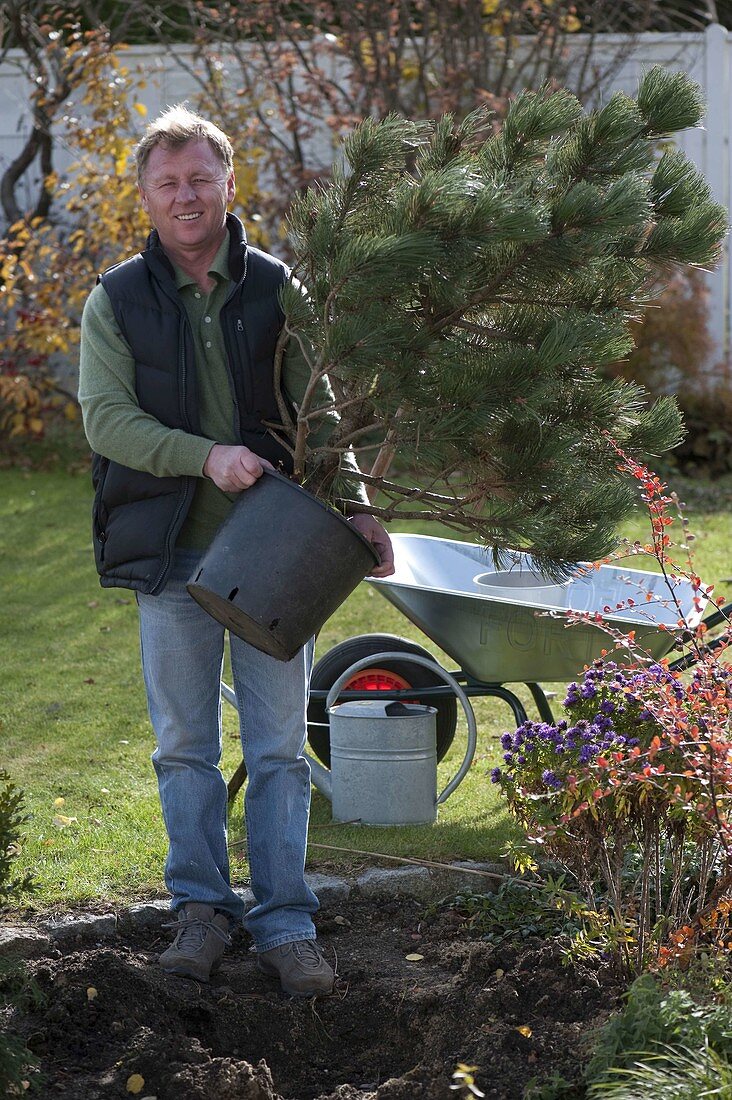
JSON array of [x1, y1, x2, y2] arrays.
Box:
[[307, 653, 477, 826]]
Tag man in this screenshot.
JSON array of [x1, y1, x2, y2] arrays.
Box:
[[78, 106, 394, 995]]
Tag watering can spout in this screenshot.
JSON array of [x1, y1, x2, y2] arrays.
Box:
[[307, 753, 332, 800]]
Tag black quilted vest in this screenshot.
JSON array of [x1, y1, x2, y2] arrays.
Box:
[[91, 213, 294, 594]]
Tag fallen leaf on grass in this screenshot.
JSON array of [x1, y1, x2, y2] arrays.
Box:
[[87, 987, 98, 1001], [126, 1074, 145, 1094], [100, 788, 110, 794], [405, 953, 424, 962], [83, 678, 96, 685], [516, 1025, 532, 1038], [54, 797, 65, 808], [52, 814, 77, 829], [87, 600, 99, 609], [494, 968, 505, 979]]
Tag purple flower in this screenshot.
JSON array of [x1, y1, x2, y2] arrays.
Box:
[[541, 769, 562, 790], [490, 767, 502, 783], [501, 732, 513, 750], [600, 700, 616, 715], [581, 683, 598, 700], [503, 752, 514, 765]]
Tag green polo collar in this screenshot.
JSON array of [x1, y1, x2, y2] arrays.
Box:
[[172, 231, 231, 290]]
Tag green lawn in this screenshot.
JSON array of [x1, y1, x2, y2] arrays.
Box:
[[2, 466, 730, 913]]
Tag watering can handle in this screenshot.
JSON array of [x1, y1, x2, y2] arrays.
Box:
[[325, 652, 478, 806]]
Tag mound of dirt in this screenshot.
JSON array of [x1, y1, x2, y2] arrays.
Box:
[[5, 895, 623, 1098]]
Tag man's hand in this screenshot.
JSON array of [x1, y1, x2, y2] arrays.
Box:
[[203, 444, 274, 492], [347, 513, 395, 578]]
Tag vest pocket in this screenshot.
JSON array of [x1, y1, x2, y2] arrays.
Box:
[[91, 453, 110, 559]]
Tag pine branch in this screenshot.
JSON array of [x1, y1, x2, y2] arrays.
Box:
[[278, 67, 726, 566]]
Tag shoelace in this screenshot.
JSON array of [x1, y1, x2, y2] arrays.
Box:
[[291, 940, 325, 970], [162, 915, 232, 953]]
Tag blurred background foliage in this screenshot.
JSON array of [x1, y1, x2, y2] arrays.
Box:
[[0, 0, 729, 470]]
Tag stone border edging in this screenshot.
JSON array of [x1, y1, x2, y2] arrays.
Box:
[[0, 860, 506, 959]]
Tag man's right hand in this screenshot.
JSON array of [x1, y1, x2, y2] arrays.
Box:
[[203, 444, 274, 492]]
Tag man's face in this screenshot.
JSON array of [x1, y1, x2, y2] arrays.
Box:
[[138, 138, 235, 255]]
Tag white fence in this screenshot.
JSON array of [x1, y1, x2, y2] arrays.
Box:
[[1, 24, 731, 360]]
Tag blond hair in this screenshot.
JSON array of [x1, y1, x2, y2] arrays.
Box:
[[135, 104, 234, 183]]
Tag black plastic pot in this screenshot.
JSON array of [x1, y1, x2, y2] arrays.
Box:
[[186, 468, 379, 661]]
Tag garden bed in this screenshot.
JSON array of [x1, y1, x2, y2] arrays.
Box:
[[6, 894, 623, 1099]]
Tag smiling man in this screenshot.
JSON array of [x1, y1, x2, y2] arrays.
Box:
[[78, 106, 393, 994]]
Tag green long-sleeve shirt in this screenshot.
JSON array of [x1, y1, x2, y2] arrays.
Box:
[[79, 236, 364, 549]]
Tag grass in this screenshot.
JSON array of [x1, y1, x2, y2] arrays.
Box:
[[2, 462, 731, 913]]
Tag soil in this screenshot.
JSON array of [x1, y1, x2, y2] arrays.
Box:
[[5, 895, 624, 1100]]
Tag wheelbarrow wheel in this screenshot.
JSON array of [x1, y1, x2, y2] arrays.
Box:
[[307, 633, 458, 767]]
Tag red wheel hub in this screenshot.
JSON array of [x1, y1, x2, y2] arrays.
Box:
[[343, 668, 412, 693]]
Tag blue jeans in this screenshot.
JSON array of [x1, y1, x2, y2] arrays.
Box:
[[136, 549, 319, 951]]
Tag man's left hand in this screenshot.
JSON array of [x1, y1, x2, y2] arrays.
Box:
[[347, 514, 395, 578]]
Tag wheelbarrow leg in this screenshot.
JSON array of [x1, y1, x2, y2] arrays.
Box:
[[525, 682, 555, 723], [227, 758, 248, 804], [221, 680, 247, 803], [482, 685, 529, 727]]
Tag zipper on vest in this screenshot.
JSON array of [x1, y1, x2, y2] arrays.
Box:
[[150, 318, 194, 594], [178, 315, 192, 430], [234, 318, 254, 410], [222, 307, 251, 423]]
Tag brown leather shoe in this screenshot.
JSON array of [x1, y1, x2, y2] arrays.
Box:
[[159, 903, 231, 982], [257, 939, 334, 996]]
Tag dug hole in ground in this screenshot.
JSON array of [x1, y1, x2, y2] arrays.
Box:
[[7, 891, 623, 1099]]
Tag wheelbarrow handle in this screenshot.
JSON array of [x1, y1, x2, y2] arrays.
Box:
[[325, 652, 478, 806], [668, 601, 732, 673]]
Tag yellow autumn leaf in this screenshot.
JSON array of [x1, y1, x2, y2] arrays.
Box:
[[482, 0, 501, 13], [560, 13, 581, 31], [54, 797, 65, 808], [516, 1025, 532, 1037], [52, 814, 78, 828], [494, 968, 505, 978], [405, 953, 424, 961], [126, 1074, 145, 1094], [87, 986, 98, 1000], [133, 102, 147, 116]]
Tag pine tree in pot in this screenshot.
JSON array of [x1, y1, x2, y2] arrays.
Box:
[[188, 67, 726, 660]]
